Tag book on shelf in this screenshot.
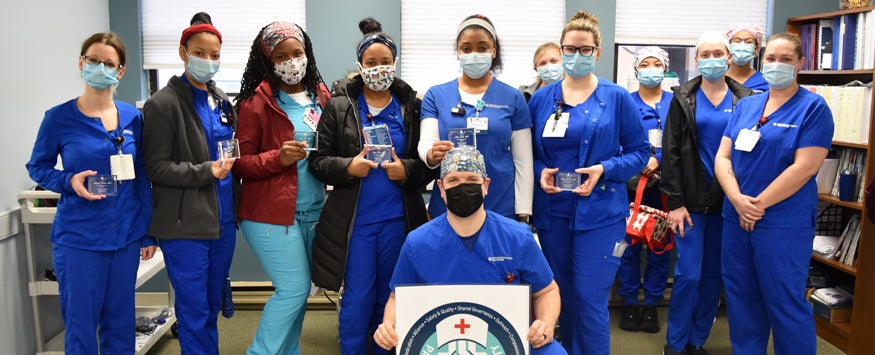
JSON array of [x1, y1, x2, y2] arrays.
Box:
[[817, 158, 839, 194], [813, 287, 854, 307], [826, 148, 867, 201], [831, 213, 862, 266], [810, 293, 853, 323], [801, 10, 874, 70], [814, 234, 841, 256], [818, 19, 834, 70]]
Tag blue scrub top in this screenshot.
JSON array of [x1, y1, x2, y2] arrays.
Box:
[[26, 99, 153, 250], [695, 88, 733, 184], [390, 211, 553, 293], [276, 90, 327, 213], [421, 78, 531, 218], [630, 90, 673, 164], [355, 93, 406, 225], [539, 98, 595, 219], [722, 89, 833, 228], [183, 74, 235, 225], [743, 71, 769, 93], [529, 79, 650, 231]]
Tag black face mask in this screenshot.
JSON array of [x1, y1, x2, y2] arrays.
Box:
[[444, 183, 484, 218]]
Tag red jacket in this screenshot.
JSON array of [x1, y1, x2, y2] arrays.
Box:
[[233, 81, 302, 225]]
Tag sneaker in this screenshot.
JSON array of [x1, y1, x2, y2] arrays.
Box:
[[619, 304, 640, 331], [685, 345, 709, 355], [663, 344, 685, 355], [639, 305, 660, 333]]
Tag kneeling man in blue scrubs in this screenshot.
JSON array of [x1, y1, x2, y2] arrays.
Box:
[[373, 146, 566, 355]]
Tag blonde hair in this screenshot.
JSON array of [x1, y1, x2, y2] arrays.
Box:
[[561, 10, 601, 46], [532, 42, 560, 69]]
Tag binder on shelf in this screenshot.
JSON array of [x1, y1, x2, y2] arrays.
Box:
[[819, 19, 834, 70], [840, 14, 858, 70]]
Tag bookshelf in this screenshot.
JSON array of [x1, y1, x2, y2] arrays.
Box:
[[788, 6, 875, 354]]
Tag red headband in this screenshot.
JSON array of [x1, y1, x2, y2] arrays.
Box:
[[180, 24, 223, 46]]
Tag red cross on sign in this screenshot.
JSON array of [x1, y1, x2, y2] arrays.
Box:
[[455, 318, 471, 334]]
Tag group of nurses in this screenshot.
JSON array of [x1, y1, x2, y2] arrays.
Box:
[[617, 46, 674, 334], [715, 33, 833, 355], [27, 32, 155, 354], [529, 10, 650, 355]]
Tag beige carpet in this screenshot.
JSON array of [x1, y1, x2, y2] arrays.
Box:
[[147, 306, 845, 354]]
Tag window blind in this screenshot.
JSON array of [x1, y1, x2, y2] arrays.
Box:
[[615, 0, 769, 45]]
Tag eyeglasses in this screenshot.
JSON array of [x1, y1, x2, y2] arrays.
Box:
[[561, 45, 598, 57], [81, 55, 122, 70]]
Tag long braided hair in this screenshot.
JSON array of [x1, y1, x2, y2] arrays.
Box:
[[236, 23, 326, 106]]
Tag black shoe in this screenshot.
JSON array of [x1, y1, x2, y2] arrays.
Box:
[[663, 344, 685, 355], [639, 305, 660, 333], [685, 345, 709, 355], [619, 305, 640, 331]]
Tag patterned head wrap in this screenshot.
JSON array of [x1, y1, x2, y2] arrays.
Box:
[[260, 21, 305, 57], [726, 23, 764, 46], [441, 146, 488, 179], [180, 24, 222, 46], [633, 46, 670, 73], [357, 33, 397, 62]]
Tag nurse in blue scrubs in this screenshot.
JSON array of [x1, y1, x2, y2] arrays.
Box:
[[528, 10, 649, 355], [617, 46, 674, 334], [726, 23, 769, 93], [27, 32, 155, 355], [660, 31, 754, 355], [715, 32, 833, 355], [417, 14, 533, 223]]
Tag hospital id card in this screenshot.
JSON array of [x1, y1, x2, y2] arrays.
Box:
[[467, 116, 488, 134], [543, 112, 570, 138], [734, 128, 761, 152], [648, 129, 663, 148], [110, 154, 135, 180]]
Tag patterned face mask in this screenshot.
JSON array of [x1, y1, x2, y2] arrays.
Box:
[[357, 62, 396, 92], [274, 56, 308, 86]]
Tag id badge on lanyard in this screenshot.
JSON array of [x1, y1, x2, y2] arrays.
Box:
[[735, 116, 768, 152], [110, 135, 135, 180], [466, 99, 488, 134]]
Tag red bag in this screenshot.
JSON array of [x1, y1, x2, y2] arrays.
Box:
[[625, 175, 674, 254]]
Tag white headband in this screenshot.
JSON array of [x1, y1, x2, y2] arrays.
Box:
[[457, 17, 497, 41]]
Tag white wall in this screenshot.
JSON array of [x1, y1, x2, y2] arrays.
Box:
[[0, 1, 109, 354]]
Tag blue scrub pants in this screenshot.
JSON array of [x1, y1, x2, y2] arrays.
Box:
[[665, 212, 722, 352], [339, 217, 407, 355], [161, 222, 236, 355], [538, 216, 624, 355], [532, 340, 568, 355], [241, 208, 320, 355], [722, 222, 816, 355], [53, 241, 140, 355], [617, 239, 672, 306]]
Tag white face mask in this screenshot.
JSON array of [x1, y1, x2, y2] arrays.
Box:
[[357, 62, 396, 92], [459, 52, 493, 79], [274, 56, 308, 86]]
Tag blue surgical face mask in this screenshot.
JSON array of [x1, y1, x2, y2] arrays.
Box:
[[186, 52, 220, 83], [762, 62, 797, 89], [637, 68, 665, 88], [698, 57, 728, 82], [537, 63, 563, 84], [729, 43, 756, 65], [562, 52, 595, 78], [81, 63, 119, 90], [459, 52, 493, 79]]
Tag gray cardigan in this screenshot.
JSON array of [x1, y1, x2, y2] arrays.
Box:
[[142, 76, 238, 239]]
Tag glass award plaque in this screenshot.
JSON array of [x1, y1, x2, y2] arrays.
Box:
[[217, 139, 240, 160], [447, 128, 477, 147], [363, 124, 393, 163], [87, 174, 117, 196], [294, 131, 318, 151], [555, 171, 581, 191]]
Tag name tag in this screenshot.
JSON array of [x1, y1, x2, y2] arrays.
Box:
[[110, 154, 136, 180], [467, 116, 489, 134], [542, 112, 570, 138], [734, 128, 761, 152], [648, 129, 663, 148]]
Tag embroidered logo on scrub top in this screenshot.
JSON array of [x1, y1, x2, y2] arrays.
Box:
[[487, 256, 513, 262], [772, 123, 798, 128]]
